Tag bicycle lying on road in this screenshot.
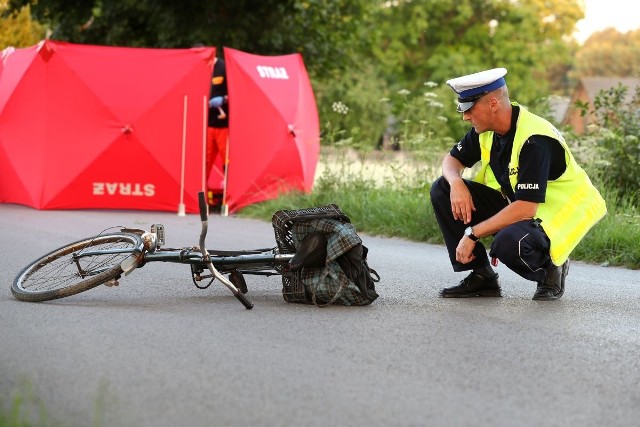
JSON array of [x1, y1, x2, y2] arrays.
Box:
[[12, 192, 359, 309]]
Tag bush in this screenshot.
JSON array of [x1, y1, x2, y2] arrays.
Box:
[[314, 63, 457, 153], [575, 83, 640, 205], [313, 61, 389, 150]]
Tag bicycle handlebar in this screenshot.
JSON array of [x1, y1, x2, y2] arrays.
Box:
[[196, 191, 254, 309], [235, 292, 254, 309], [198, 191, 208, 221]]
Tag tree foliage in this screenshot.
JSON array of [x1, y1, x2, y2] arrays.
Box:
[[574, 28, 640, 77], [7, 0, 374, 75], [0, 0, 45, 48], [363, 0, 583, 139], [369, 0, 582, 99]]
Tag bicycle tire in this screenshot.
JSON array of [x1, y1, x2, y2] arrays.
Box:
[[12, 233, 144, 302]]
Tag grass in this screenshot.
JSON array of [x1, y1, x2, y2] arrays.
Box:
[[0, 383, 59, 427], [1, 380, 112, 427], [239, 147, 640, 270]]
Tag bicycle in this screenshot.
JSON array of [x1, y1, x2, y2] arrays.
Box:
[[12, 192, 351, 309]]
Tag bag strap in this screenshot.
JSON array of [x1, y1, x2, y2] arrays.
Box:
[[309, 266, 348, 308]]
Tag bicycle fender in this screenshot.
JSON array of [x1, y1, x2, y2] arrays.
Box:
[[121, 254, 141, 276]]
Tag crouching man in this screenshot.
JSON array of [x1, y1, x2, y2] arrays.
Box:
[[430, 68, 606, 300]]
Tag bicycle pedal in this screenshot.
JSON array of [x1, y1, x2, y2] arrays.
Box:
[[151, 224, 165, 247]]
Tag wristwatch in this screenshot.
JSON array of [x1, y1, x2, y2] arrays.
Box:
[[464, 226, 479, 242]]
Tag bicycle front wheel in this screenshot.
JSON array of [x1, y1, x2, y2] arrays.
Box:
[[12, 233, 144, 302]]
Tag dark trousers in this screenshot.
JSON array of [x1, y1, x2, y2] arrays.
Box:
[[430, 177, 552, 283]]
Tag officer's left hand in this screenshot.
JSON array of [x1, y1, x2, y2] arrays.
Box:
[[455, 236, 476, 264]]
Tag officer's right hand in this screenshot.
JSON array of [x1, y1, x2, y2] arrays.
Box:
[[450, 179, 475, 224]]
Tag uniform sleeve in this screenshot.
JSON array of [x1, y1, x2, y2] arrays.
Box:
[[515, 136, 552, 202], [449, 130, 481, 168]]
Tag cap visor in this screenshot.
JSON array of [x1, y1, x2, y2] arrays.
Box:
[[457, 101, 475, 113]]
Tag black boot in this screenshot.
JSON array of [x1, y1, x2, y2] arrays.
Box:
[[440, 271, 501, 298], [533, 259, 570, 301]]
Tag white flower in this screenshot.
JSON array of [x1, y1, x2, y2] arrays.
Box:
[[331, 101, 349, 115]]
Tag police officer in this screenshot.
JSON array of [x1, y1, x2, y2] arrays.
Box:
[[430, 68, 606, 300]]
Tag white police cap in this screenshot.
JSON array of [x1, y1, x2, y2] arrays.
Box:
[[446, 68, 507, 113]]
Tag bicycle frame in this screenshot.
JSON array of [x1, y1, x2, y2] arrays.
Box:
[[69, 192, 294, 309], [73, 245, 293, 272]]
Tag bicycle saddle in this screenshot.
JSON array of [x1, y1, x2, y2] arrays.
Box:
[[289, 231, 328, 271]]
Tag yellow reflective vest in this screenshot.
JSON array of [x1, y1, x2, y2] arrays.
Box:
[[474, 104, 607, 265]]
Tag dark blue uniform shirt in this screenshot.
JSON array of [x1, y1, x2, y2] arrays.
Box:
[[450, 106, 566, 203]]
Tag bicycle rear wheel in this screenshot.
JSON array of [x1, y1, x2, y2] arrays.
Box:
[[12, 233, 144, 302]]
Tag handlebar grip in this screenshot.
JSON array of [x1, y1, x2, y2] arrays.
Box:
[[198, 191, 208, 221], [235, 293, 254, 309]]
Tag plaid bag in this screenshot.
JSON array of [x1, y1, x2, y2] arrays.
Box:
[[272, 205, 379, 306]]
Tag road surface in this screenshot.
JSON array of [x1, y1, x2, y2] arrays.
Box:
[[1, 204, 638, 427]]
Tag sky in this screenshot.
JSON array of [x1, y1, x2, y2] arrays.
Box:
[[573, 0, 640, 43]]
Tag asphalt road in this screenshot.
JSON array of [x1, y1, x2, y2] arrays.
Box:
[[1, 203, 639, 427]]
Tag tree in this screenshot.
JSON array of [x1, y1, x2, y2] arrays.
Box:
[[7, 0, 375, 75], [366, 0, 583, 138], [1, 0, 45, 48], [369, 0, 582, 97], [574, 28, 640, 77]]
